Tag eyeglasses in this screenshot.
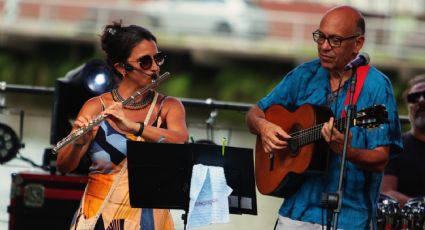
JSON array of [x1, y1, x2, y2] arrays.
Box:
[[312, 30, 360, 48], [407, 91, 425, 103], [130, 52, 166, 70]]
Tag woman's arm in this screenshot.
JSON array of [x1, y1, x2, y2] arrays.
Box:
[[142, 97, 189, 143], [56, 97, 102, 173]]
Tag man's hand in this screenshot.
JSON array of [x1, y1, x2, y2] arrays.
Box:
[[259, 119, 291, 153], [321, 117, 352, 154]]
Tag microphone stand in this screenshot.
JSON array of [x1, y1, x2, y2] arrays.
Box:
[[322, 67, 358, 230]]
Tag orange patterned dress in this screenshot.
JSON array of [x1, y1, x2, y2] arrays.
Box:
[[70, 94, 174, 230]]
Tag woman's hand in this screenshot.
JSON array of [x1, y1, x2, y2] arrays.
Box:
[[72, 115, 99, 146], [102, 102, 138, 134]]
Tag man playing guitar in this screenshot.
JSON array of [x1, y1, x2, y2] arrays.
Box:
[[246, 5, 403, 230]]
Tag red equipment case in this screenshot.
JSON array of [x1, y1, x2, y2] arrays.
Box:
[[7, 170, 87, 230]]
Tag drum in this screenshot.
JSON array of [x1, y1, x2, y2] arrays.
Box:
[[400, 196, 425, 230], [377, 194, 400, 230]]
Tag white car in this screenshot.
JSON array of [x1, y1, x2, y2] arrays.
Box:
[[139, 0, 268, 39]]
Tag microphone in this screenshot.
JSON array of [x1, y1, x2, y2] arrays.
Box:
[[344, 52, 370, 71], [133, 66, 157, 80], [124, 63, 158, 80]]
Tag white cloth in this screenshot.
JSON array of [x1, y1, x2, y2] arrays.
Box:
[[187, 164, 233, 229]]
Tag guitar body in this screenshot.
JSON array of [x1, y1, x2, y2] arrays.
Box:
[[255, 104, 332, 198]]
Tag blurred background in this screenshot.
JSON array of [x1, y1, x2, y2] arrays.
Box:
[[0, 0, 423, 229]]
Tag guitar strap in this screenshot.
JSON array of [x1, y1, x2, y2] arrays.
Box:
[[341, 65, 370, 117]]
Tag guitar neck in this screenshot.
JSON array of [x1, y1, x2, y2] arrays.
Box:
[[291, 117, 348, 148]]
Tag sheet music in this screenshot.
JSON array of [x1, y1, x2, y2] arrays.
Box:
[[187, 164, 233, 229]]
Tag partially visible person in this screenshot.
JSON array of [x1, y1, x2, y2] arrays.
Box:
[[381, 74, 425, 207], [56, 21, 188, 229], [246, 5, 402, 230]]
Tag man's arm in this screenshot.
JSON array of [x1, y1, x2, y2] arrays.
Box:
[[246, 105, 266, 135], [381, 175, 411, 207], [246, 105, 290, 153], [345, 146, 389, 172], [321, 117, 390, 172]]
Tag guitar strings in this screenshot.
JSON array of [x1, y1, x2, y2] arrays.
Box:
[[289, 118, 346, 147], [291, 72, 345, 147], [290, 118, 346, 137]]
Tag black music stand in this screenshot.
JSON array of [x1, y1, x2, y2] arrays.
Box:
[[126, 142, 257, 228]]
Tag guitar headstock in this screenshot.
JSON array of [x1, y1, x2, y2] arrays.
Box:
[[355, 104, 389, 129]]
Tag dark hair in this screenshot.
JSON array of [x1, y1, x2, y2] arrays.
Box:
[[403, 74, 425, 102], [357, 16, 365, 35], [100, 21, 157, 75]]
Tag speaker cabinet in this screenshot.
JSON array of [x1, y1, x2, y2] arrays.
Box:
[[7, 171, 87, 230]]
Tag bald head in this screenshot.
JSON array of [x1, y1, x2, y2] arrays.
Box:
[[321, 5, 365, 35], [316, 5, 366, 72]]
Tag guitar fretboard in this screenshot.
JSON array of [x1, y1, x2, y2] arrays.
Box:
[[290, 117, 349, 148]]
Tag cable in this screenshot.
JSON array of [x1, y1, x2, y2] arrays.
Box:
[[16, 152, 46, 170]]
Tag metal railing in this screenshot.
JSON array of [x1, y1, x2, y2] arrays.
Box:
[[0, 81, 411, 124]]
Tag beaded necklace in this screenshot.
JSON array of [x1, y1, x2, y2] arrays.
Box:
[[111, 88, 154, 110]]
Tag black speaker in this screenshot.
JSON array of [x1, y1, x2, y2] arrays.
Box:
[[50, 60, 115, 145]]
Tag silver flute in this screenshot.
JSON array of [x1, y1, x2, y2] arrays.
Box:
[[52, 72, 171, 154]]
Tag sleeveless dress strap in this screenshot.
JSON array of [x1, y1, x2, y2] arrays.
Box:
[[153, 96, 168, 128], [144, 91, 159, 125], [134, 91, 158, 142], [99, 96, 106, 111]]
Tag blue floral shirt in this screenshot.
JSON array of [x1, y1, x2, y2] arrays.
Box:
[[258, 59, 403, 230]]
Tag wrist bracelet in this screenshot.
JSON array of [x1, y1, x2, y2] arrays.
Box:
[[134, 122, 145, 136]]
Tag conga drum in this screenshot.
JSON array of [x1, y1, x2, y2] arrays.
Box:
[[400, 196, 425, 230], [377, 194, 400, 230]]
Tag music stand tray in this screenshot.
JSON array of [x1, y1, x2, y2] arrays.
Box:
[[126, 142, 257, 216]]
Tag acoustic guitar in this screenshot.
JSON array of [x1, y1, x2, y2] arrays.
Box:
[[255, 104, 388, 198]]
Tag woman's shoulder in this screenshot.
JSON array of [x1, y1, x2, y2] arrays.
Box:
[[158, 94, 183, 106], [81, 92, 113, 113], [156, 94, 185, 116]]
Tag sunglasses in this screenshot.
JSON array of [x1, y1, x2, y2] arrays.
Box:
[[130, 52, 166, 70], [407, 91, 425, 103]]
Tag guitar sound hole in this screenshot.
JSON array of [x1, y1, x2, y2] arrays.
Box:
[[288, 125, 301, 155]]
